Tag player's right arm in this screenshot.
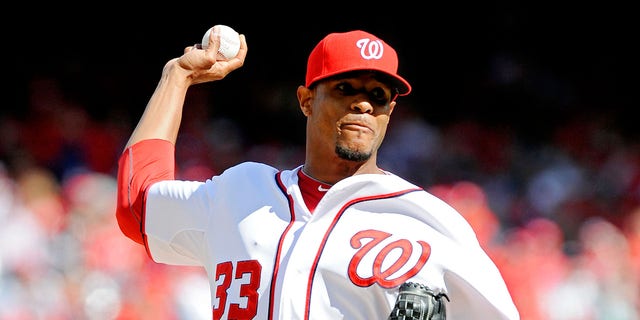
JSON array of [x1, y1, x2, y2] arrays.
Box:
[[126, 29, 248, 148], [115, 28, 248, 245]]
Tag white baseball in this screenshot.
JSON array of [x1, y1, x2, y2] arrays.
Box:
[[201, 25, 241, 60]]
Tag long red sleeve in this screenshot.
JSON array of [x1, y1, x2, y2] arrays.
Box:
[[115, 139, 176, 245]]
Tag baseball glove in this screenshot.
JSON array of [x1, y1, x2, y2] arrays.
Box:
[[387, 282, 449, 320]]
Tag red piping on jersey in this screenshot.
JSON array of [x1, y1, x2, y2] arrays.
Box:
[[303, 187, 423, 319], [268, 171, 298, 320]]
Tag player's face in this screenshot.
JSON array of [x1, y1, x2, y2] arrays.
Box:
[[305, 73, 397, 162]]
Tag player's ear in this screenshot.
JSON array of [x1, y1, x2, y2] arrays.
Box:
[[388, 100, 396, 116], [297, 85, 313, 117]]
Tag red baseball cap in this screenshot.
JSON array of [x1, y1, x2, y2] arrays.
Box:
[[305, 30, 411, 96]]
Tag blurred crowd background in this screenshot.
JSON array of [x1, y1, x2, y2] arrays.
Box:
[[2, 4, 639, 320]]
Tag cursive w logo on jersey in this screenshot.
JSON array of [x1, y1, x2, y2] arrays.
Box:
[[347, 229, 431, 288]]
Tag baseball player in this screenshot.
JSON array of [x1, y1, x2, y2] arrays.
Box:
[[116, 27, 520, 319]]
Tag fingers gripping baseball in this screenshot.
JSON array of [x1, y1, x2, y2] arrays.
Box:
[[176, 26, 247, 85]]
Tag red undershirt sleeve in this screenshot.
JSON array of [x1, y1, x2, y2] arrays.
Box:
[[115, 139, 176, 245]]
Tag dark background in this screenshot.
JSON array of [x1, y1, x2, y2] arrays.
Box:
[[7, 3, 638, 144]]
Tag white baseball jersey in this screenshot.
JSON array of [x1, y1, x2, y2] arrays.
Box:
[[144, 161, 519, 320]]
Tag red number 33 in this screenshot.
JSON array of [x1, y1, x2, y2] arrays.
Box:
[[213, 260, 262, 320]]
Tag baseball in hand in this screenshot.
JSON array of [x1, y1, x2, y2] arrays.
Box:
[[201, 25, 241, 60]]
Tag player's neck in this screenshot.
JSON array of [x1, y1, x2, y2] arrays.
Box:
[[304, 153, 384, 181], [300, 166, 334, 185], [303, 160, 383, 185]]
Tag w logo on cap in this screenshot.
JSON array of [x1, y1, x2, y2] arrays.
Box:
[[357, 38, 384, 60], [305, 30, 412, 96]]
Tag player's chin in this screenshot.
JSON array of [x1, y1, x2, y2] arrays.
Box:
[[335, 144, 373, 162]]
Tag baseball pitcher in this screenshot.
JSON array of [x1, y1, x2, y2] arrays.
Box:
[[116, 27, 520, 320]]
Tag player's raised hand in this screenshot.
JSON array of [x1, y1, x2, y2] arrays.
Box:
[[172, 26, 247, 85]]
